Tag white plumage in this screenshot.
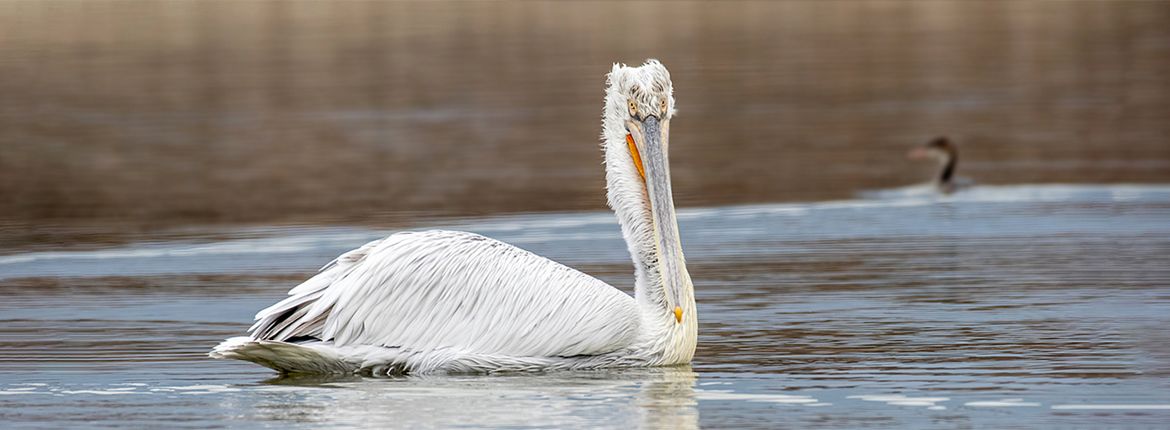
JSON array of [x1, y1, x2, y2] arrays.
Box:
[[211, 60, 696, 375]]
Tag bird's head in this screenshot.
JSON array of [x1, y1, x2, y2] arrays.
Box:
[[603, 60, 675, 181], [908, 136, 957, 162]]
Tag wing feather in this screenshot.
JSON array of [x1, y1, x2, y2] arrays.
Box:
[[250, 230, 640, 359]]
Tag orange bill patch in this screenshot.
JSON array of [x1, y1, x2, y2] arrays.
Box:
[[626, 134, 646, 180]]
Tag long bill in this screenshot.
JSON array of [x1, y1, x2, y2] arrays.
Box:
[[627, 115, 688, 324]]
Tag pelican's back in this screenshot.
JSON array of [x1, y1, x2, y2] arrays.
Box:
[[214, 230, 640, 374]]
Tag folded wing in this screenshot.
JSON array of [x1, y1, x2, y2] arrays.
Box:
[[250, 230, 640, 358]]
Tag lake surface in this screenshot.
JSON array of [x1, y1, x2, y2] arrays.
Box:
[[2, 184, 1169, 429]]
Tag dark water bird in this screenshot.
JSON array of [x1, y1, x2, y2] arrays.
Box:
[[907, 136, 969, 194]]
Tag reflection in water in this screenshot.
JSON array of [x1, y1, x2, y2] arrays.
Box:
[[250, 368, 699, 429]]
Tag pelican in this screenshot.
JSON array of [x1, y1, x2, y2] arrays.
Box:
[[210, 60, 697, 375], [907, 136, 970, 194]]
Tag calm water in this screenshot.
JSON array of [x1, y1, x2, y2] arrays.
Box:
[[2, 185, 1169, 428]]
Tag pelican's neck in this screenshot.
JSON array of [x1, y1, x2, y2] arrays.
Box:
[[603, 130, 696, 331]]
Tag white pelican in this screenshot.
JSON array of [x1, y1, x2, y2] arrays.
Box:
[[908, 136, 970, 194], [211, 60, 697, 375]]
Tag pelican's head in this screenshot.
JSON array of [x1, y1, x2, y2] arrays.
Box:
[[602, 60, 692, 326], [604, 61, 675, 171]]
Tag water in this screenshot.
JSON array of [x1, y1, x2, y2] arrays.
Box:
[[2, 184, 1169, 428]]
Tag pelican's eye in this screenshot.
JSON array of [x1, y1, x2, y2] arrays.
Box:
[[660, 99, 668, 115], [627, 99, 638, 118]]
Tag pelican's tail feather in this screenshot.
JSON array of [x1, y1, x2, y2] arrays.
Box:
[[209, 337, 356, 374]]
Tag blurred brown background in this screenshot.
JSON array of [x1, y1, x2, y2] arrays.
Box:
[[1, 1, 1168, 248]]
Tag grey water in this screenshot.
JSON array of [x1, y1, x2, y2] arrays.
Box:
[[2, 184, 1169, 429]]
